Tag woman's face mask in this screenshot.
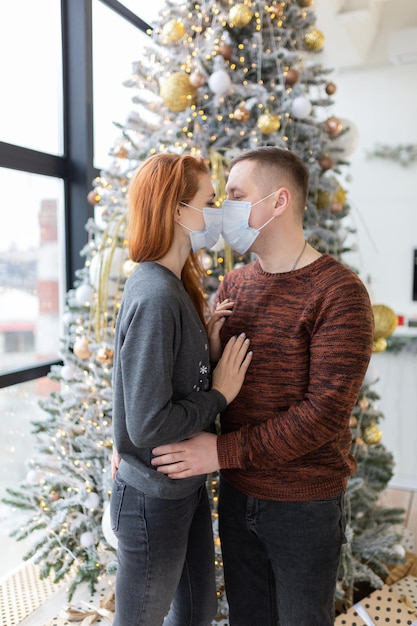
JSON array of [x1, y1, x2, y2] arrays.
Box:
[[221, 192, 276, 255], [178, 203, 222, 252]]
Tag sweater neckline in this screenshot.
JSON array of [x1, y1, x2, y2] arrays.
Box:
[[254, 253, 327, 277]]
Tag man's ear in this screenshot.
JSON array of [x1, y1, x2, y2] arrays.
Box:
[[273, 188, 290, 216]]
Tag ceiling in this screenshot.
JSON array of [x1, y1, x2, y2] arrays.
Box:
[[313, 0, 417, 70]]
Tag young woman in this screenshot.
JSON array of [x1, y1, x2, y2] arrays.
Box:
[[110, 153, 252, 626]]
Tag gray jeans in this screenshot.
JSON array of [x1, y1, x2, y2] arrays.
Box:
[[110, 473, 217, 626], [219, 477, 346, 626]]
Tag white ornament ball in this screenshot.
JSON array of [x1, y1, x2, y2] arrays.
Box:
[[89, 247, 126, 297], [364, 364, 378, 386], [80, 531, 95, 548], [75, 284, 93, 305], [392, 543, 406, 558], [61, 364, 77, 380], [291, 96, 312, 119], [208, 69, 232, 95], [84, 492, 101, 510], [26, 469, 43, 485], [101, 503, 118, 550]]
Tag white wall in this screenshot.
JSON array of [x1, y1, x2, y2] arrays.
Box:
[[332, 61, 417, 488], [335, 62, 417, 316]]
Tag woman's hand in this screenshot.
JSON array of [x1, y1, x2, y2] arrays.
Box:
[[211, 332, 252, 405], [111, 447, 121, 479], [206, 298, 234, 361]]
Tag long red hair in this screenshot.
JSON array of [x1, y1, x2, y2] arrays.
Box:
[[128, 153, 209, 324]]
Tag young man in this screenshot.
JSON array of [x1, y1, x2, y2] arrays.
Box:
[[152, 147, 374, 626]]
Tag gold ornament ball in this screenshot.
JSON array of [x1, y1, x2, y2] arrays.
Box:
[[257, 112, 281, 134], [73, 337, 92, 360], [373, 337, 387, 353], [160, 73, 197, 112], [325, 82, 337, 95], [317, 189, 330, 210], [363, 423, 383, 445], [325, 116, 343, 136], [162, 19, 185, 42], [96, 347, 114, 365], [123, 259, 139, 278], [234, 105, 250, 122], [349, 415, 357, 428], [229, 4, 253, 28], [372, 304, 398, 339], [334, 185, 347, 206], [304, 28, 325, 51], [297, 0, 314, 6]]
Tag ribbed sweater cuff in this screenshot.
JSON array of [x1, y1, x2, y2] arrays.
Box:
[[217, 430, 244, 469]]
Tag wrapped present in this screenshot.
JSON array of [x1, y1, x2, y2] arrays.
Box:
[[44, 581, 115, 626], [335, 581, 417, 626], [389, 575, 417, 611]]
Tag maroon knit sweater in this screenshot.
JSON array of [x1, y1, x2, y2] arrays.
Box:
[[214, 254, 374, 501]]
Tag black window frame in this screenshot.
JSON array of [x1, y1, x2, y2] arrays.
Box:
[[0, 0, 151, 389]]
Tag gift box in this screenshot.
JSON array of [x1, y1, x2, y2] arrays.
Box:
[[335, 578, 417, 626]]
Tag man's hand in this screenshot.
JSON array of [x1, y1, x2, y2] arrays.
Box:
[[151, 432, 219, 479]]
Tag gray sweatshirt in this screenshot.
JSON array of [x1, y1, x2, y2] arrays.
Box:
[[112, 261, 227, 498]]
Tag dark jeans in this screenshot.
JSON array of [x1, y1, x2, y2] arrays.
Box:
[[110, 473, 217, 626], [218, 477, 346, 626]]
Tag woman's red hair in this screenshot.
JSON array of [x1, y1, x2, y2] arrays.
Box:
[[128, 153, 210, 324]]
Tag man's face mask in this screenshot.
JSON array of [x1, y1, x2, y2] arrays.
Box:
[[179, 203, 222, 252], [221, 192, 276, 255]]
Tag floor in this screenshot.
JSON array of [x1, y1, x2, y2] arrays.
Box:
[[1, 487, 416, 626]]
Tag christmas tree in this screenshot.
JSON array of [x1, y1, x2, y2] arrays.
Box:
[[3, 0, 407, 614]]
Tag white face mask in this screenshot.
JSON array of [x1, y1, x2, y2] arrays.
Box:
[[178, 202, 222, 252], [221, 192, 276, 255]]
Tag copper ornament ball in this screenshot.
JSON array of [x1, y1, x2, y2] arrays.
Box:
[[234, 105, 250, 122], [325, 82, 337, 95], [218, 44, 233, 60], [73, 337, 92, 360], [284, 69, 300, 86], [189, 71, 206, 88], [325, 116, 343, 136], [319, 155, 334, 171], [87, 190, 101, 205]]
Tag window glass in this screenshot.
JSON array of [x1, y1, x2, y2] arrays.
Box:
[[119, 0, 172, 24], [0, 0, 63, 155], [0, 169, 65, 373], [0, 377, 59, 578], [93, 1, 152, 169]]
